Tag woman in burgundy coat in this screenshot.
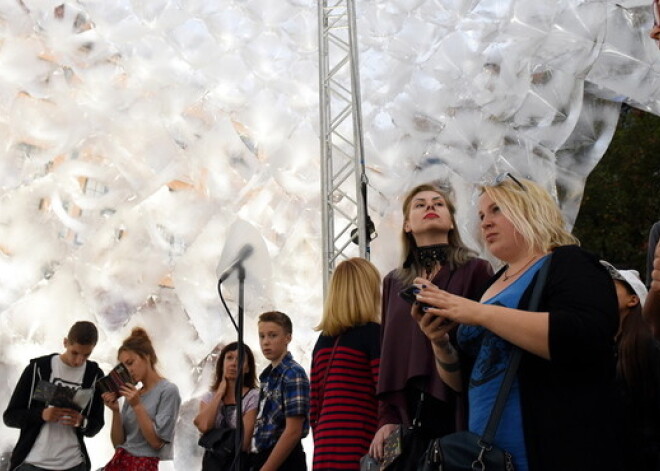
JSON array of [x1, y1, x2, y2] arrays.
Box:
[[368, 183, 493, 469]]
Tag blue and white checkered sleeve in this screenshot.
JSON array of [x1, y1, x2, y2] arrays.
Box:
[[282, 366, 310, 417]]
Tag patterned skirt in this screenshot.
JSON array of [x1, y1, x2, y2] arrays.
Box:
[[103, 447, 159, 471]]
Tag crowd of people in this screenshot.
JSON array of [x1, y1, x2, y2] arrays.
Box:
[[4, 175, 660, 471], [3, 1, 660, 470]]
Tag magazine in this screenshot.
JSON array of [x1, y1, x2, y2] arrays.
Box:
[[32, 380, 93, 411], [95, 363, 135, 395]]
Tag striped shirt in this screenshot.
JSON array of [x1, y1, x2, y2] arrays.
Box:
[[310, 322, 380, 470], [253, 352, 310, 452]]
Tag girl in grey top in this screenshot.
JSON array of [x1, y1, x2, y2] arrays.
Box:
[[101, 327, 181, 470]]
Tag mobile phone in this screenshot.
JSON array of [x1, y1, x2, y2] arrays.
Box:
[[398, 285, 419, 304], [398, 285, 452, 326], [398, 285, 434, 312]]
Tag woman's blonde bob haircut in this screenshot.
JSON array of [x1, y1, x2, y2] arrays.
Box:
[[316, 257, 381, 336], [479, 176, 579, 254]]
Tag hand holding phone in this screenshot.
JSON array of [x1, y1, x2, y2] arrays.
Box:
[[399, 284, 452, 326], [398, 285, 434, 311], [398, 284, 421, 305]]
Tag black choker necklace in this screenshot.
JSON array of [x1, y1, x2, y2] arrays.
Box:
[[404, 244, 449, 277]]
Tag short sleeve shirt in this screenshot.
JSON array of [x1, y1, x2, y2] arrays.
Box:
[[120, 379, 181, 460], [200, 388, 259, 429]]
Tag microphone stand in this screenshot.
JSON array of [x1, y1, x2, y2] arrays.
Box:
[[217, 261, 246, 471]]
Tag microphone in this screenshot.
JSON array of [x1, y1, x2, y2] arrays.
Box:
[[218, 244, 254, 283]]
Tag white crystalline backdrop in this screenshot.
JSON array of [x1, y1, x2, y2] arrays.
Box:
[[0, 0, 658, 469]]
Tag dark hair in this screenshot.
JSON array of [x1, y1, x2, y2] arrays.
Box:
[[211, 342, 257, 391], [118, 327, 158, 368], [67, 321, 98, 346], [258, 311, 293, 335], [617, 288, 656, 407]]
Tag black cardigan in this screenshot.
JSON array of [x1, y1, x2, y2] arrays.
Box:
[[3, 354, 105, 471], [478, 245, 621, 471]]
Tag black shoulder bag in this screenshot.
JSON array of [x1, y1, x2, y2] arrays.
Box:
[[421, 255, 552, 471], [199, 398, 247, 471]]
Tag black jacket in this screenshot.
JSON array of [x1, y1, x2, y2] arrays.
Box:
[[3, 354, 105, 471], [479, 245, 621, 471]]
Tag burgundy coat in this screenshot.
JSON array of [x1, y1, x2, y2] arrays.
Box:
[[377, 258, 493, 429]]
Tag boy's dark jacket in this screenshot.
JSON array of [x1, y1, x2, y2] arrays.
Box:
[[3, 353, 105, 471]]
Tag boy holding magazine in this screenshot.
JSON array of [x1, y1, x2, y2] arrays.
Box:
[[3, 321, 105, 471]]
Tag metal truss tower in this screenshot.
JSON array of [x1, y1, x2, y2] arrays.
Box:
[[318, 0, 370, 296]]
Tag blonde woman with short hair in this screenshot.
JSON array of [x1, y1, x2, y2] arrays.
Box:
[[310, 258, 381, 470]]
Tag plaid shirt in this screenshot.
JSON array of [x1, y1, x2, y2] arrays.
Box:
[[253, 352, 310, 452]]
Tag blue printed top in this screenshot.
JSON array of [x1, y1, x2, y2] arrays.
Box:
[[253, 352, 310, 452], [458, 256, 548, 471]]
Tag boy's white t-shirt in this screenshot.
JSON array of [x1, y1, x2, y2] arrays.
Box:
[[25, 355, 86, 469]]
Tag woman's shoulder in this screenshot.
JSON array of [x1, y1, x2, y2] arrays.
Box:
[[550, 245, 600, 269], [453, 255, 491, 271], [244, 388, 260, 401], [242, 388, 260, 412], [155, 378, 181, 396], [453, 256, 494, 281], [200, 389, 214, 404], [350, 321, 380, 333], [384, 269, 400, 284], [551, 244, 590, 257], [471, 256, 493, 267], [343, 322, 381, 343]]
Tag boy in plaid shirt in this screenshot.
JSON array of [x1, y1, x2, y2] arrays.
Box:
[[250, 311, 310, 471]]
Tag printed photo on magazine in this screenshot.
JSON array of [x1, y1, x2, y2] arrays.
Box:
[[95, 363, 135, 394], [32, 380, 93, 411]]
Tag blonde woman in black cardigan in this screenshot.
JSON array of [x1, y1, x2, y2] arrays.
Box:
[[413, 175, 621, 471]]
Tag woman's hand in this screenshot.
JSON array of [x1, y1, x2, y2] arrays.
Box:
[[369, 423, 398, 461], [413, 277, 484, 326], [411, 298, 455, 347], [216, 377, 227, 399], [650, 24, 660, 42], [119, 383, 141, 408], [102, 392, 120, 412]]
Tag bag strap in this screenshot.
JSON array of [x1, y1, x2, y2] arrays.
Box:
[[318, 336, 341, 402], [411, 390, 425, 429], [481, 254, 552, 444]]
